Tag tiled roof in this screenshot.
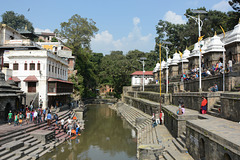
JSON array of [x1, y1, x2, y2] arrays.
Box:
[[8, 76, 21, 82], [24, 75, 38, 82], [48, 78, 73, 84], [131, 71, 153, 76]]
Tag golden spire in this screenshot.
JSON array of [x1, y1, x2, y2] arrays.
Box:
[[239, 18, 240, 24], [214, 31, 217, 36], [25, 25, 27, 31], [186, 46, 188, 50]]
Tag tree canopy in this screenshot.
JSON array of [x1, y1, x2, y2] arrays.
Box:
[[56, 14, 99, 98], [1, 11, 34, 32], [55, 14, 98, 51]]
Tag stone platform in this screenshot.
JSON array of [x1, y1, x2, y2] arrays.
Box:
[[30, 129, 55, 144], [186, 115, 240, 160]]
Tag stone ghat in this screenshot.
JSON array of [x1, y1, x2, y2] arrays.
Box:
[[114, 102, 193, 160], [186, 115, 240, 160], [122, 92, 240, 159], [0, 110, 75, 160]]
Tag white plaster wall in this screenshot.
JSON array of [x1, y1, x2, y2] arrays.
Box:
[[131, 75, 153, 86], [7, 50, 69, 109]]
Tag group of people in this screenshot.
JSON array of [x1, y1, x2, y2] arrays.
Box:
[[151, 111, 163, 127], [65, 116, 84, 137], [7, 105, 57, 127], [182, 59, 234, 82]]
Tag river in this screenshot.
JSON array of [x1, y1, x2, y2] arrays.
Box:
[[40, 104, 137, 160]]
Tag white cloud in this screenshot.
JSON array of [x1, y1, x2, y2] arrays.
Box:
[[163, 11, 186, 24], [34, 28, 53, 33], [212, 0, 232, 12], [91, 17, 153, 55]]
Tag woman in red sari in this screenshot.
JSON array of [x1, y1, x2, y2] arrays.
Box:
[[201, 96, 208, 114]]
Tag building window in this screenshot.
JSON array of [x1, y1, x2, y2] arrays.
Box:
[[52, 66, 54, 72], [13, 63, 18, 70], [24, 63, 28, 70], [28, 82, 36, 93], [49, 65, 51, 72], [37, 63, 40, 70], [55, 67, 57, 73], [58, 68, 59, 74], [30, 63, 35, 70]]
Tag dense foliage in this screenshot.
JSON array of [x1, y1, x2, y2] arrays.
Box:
[[56, 14, 99, 99], [1, 11, 34, 32]]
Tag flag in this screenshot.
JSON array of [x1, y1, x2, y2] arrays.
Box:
[[220, 25, 225, 38], [198, 35, 204, 42], [179, 51, 183, 58]]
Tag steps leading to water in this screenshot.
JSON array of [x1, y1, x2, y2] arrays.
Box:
[[0, 110, 73, 160]]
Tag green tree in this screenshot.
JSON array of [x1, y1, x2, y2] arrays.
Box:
[[1, 11, 34, 32], [51, 37, 58, 42], [55, 14, 98, 51], [56, 14, 99, 98]]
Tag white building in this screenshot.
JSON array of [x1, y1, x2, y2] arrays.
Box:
[[5, 49, 72, 109], [131, 71, 154, 86]]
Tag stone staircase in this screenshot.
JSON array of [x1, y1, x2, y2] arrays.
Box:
[[116, 102, 193, 160], [208, 100, 221, 117], [0, 110, 73, 160]]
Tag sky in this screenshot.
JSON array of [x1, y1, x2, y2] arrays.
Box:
[[0, 0, 233, 55]]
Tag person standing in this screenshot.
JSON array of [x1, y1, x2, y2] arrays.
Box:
[[8, 110, 13, 125], [19, 112, 24, 126], [201, 96, 208, 114], [47, 111, 52, 129], [155, 111, 160, 125], [14, 112, 18, 126], [228, 59, 232, 72], [26, 110, 30, 125], [33, 110, 38, 124]]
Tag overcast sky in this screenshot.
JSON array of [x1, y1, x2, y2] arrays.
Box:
[[0, 0, 233, 54]]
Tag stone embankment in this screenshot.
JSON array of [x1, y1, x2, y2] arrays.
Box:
[[0, 109, 74, 160], [112, 102, 193, 160]]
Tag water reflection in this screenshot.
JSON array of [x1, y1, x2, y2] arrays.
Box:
[[40, 104, 137, 160]]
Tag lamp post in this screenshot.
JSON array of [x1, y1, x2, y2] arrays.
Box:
[[139, 57, 147, 91], [185, 9, 207, 92], [161, 41, 172, 94]]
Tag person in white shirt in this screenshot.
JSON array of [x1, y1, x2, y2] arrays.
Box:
[[61, 119, 65, 132], [33, 110, 38, 124], [228, 59, 232, 72]]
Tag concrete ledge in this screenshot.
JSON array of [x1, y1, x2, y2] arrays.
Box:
[[186, 118, 240, 159], [162, 104, 199, 138]]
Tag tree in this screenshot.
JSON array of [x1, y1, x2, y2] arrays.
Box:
[[51, 37, 58, 42], [229, 0, 240, 12], [56, 14, 99, 98], [55, 14, 98, 52], [1, 11, 34, 32]]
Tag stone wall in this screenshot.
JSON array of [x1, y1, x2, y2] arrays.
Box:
[[184, 72, 240, 92], [162, 105, 199, 138], [186, 120, 240, 160], [123, 96, 158, 116], [0, 96, 17, 122], [220, 93, 240, 122], [127, 91, 171, 104], [172, 92, 221, 111]]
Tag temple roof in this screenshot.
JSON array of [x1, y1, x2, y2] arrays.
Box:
[[205, 34, 225, 53], [170, 51, 181, 66]]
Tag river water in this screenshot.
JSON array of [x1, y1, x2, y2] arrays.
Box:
[[40, 104, 137, 160]]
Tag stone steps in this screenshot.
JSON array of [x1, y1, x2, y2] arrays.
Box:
[[172, 139, 187, 153], [0, 110, 73, 160], [163, 151, 174, 160]]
